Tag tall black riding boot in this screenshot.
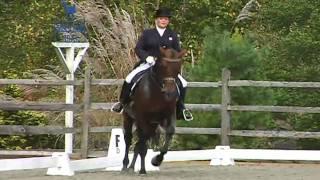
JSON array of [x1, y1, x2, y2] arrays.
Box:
[[176, 87, 193, 121], [111, 81, 132, 113]]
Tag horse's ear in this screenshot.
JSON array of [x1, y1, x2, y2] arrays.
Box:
[[178, 49, 187, 58]]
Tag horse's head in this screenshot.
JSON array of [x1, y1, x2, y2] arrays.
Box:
[[154, 47, 186, 99]]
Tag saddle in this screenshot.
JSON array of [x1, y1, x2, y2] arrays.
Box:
[[130, 69, 148, 94]]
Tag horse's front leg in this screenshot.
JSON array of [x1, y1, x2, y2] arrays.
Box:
[[138, 134, 148, 174], [152, 117, 176, 166], [128, 128, 149, 174], [127, 142, 139, 171]]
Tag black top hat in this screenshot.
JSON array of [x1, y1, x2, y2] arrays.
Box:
[[155, 7, 172, 18]]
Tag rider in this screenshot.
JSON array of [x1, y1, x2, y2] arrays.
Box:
[[111, 7, 193, 121]]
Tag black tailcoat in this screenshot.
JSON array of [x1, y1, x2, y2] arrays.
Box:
[[135, 28, 181, 63]]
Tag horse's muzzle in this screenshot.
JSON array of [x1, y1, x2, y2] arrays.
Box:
[[161, 77, 178, 100], [163, 90, 178, 100], [161, 86, 178, 100]]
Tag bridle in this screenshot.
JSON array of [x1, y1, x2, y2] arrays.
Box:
[[154, 57, 182, 93]]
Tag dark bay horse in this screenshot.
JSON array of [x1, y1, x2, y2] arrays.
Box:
[[121, 47, 186, 174]]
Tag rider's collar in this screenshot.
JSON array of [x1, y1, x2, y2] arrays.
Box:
[[156, 26, 166, 37]]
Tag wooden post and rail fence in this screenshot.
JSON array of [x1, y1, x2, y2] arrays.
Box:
[[1, 68, 320, 158]]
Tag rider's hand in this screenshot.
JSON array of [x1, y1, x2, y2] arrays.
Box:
[[146, 56, 155, 65]]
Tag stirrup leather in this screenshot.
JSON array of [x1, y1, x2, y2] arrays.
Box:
[[183, 109, 193, 121]]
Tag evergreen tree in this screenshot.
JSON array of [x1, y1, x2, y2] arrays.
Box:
[[183, 27, 275, 149]]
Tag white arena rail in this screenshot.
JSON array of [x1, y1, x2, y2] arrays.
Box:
[[0, 156, 58, 171], [1, 129, 320, 176], [210, 146, 320, 165]]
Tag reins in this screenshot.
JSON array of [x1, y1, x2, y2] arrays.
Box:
[[162, 57, 181, 63]]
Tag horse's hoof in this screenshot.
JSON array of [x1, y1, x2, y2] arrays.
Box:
[[127, 168, 135, 174], [121, 167, 134, 174], [139, 169, 147, 174], [121, 168, 128, 173], [151, 155, 163, 166]]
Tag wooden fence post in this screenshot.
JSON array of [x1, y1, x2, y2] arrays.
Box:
[[221, 68, 231, 145], [81, 66, 91, 158]]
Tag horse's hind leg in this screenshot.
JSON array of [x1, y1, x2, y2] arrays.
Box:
[[122, 115, 133, 172]]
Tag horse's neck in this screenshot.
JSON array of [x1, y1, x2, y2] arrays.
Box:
[[151, 65, 165, 82], [146, 69, 162, 90]]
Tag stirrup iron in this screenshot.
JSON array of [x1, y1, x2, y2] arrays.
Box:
[[183, 109, 193, 121]]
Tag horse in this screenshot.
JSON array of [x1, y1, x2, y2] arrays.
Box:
[[121, 47, 186, 174]]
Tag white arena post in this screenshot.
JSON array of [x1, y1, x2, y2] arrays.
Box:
[[52, 42, 89, 154]]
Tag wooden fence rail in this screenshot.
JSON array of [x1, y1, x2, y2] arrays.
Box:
[[0, 101, 80, 111], [1, 68, 320, 158]]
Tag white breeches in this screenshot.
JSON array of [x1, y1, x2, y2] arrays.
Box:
[[125, 63, 188, 88], [125, 63, 152, 83]]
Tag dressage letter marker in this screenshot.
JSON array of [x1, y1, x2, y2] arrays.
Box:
[[47, 152, 74, 176], [116, 134, 120, 153], [105, 128, 160, 172], [105, 128, 125, 171], [210, 146, 235, 166]]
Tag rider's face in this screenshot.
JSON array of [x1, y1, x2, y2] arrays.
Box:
[[156, 17, 170, 28]]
